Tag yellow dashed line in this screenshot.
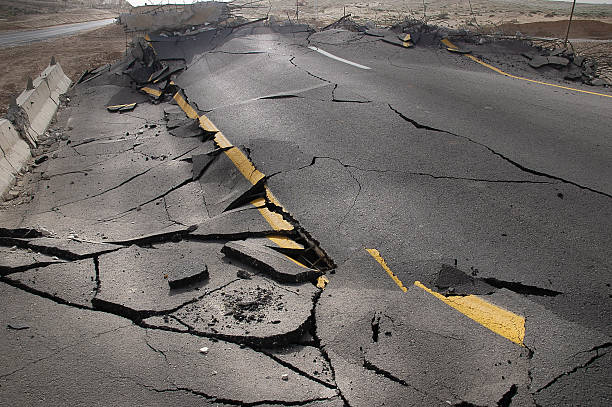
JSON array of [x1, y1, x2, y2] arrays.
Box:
[[366, 248, 408, 292], [367, 247, 525, 345], [442, 38, 612, 99], [414, 281, 526, 345]]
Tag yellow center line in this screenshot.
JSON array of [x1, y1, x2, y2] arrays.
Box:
[[173, 92, 199, 119], [171, 92, 310, 265], [442, 38, 612, 99], [141, 87, 162, 97], [414, 281, 526, 345], [366, 248, 408, 292], [367, 247, 525, 345]]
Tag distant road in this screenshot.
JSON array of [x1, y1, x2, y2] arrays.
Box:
[[0, 18, 116, 48]]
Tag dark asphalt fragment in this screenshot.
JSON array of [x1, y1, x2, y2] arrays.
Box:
[[168, 265, 209, 289], [106, 103, 137, 113], [222, 240, 319, 284]]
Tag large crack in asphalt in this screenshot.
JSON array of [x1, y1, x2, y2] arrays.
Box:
[[0, 273, 337, 404], [533, 342, 611, 394], [388, 105, 611, 198]]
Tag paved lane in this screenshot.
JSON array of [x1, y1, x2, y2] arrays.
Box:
[[165, 26, 611, 406], [0, 18, 116, 48]]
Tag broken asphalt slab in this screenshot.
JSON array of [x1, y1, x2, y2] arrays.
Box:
[[190, 206, 291, 240], [93, 242, 236, 317], [222, 240, 320, 284], [166, 271, 320, 346], [0, 283, 336, 405]]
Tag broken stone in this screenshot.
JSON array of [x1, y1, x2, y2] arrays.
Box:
[[168, 265, 209, 289], [199, 347, 209, 354], [221, 241, 319, 284], [281, 374, 289, 381]]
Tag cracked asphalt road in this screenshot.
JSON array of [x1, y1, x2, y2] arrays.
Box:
[[1, 22, 611, 406]]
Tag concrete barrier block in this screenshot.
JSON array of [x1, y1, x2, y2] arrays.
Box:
[[14, 62, 71, 142], [41, 64, 71, 103], [0, 119, 31, 198]]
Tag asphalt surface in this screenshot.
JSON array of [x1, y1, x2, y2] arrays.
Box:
[[1, 23, 610, 406], [0, 18, 116, 48]]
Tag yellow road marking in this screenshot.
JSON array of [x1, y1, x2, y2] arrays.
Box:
[[173, 92, 199, 119], [141, 87, 162, 97], [107, 103, 136, 109], [317, 275, 329, 289], [442, 38, 612, 99], [414, 281, 525, 345], [403, 34, 411, 42], [172, 92, 310, 263], [366, 248, 408, 292]]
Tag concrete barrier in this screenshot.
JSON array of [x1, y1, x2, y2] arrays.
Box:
[[1, 61, 71, 198], [15, 62, 71, 146], [0, 119, 31, 199]]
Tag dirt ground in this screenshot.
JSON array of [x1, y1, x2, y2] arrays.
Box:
[[234, 0, 612, 30], [0, 23, 132, 116]]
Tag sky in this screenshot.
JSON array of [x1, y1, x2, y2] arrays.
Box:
[[124, 0, 612, 7]]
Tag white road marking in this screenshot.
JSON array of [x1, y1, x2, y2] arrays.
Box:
[[308, 46, 372, 70]]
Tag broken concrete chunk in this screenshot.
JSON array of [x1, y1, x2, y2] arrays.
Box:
[[222, 241, 319, 283], [168, 265, 209, 289]]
